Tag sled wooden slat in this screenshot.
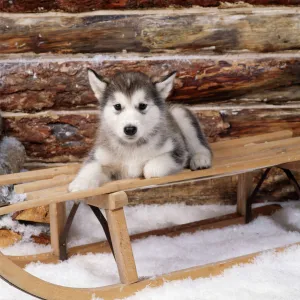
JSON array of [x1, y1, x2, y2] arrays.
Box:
[[213, 136, 300, 163], [1, 241, 299, 300], [26, 185, 70, 200], [14, 174, 75, 194], [0, 164, 80, 186], [211, 130, 293, 151]]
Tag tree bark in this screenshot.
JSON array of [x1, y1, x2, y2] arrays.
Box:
[[1, 53, 300, 113], [2, 108, 300, 162], [1, 8, 300, 54]]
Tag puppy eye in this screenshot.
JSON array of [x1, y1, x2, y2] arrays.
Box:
[[138, 103, 147, 111], [114, 104, 122, 111]]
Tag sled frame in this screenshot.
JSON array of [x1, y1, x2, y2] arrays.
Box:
[[0, 130, 300, 299]]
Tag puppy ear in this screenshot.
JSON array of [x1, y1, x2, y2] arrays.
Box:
[[155, 71, 177, 100], [88, 68, 108, 100]]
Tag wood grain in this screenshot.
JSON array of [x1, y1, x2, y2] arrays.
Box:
[[1, 8, 300, 54], [49, 202, 66, 256], [13, 205, 50, 223], [14, 174, 75, 193], [87, 191, 129, 210], [3, 109, 300, 162], [106, 207, 138, 284], [0, 164, 80, 185], [1, 53, 300, 113], [237, 172, 253, 217]]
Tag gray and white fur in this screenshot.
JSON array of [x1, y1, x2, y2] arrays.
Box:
[[69, 70, 212, 192]]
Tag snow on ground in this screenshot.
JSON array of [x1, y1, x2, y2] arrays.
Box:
[[1, 201, 300, 300]]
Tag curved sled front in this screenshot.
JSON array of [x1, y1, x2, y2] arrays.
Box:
[[0, 251, 128, 300], [2, 242, 300, 300], [0, 251, 98, 300]]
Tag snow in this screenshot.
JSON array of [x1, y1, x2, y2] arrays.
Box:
[[1, 201, 300, 300], [122, 245, 300, 300]]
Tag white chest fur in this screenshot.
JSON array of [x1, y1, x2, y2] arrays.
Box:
[[95, 137, 174, 179]]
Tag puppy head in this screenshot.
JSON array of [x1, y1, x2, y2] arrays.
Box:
[[88, 69, 176, 144]]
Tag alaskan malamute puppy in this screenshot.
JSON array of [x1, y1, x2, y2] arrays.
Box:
[[69, 70, 212, 192]]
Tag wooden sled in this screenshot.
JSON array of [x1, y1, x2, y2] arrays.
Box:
[[1, 130, 300, 300]]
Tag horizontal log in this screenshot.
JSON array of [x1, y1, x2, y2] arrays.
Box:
[[220, 108, 300, 138], [3, 108, 300, 162], [1, 0, 300, 13], [3, 111, 101, 162], [2, 110, 224, 162], [1, 53, 300, 112], [1, 8, 300, 54]]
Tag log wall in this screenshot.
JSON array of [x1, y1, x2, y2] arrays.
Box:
[[1, 7, 300, 206]]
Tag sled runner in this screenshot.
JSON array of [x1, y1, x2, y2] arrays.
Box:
[[0, 130, 300, 299]]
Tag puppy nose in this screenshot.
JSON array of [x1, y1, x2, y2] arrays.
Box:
[[124, 126, 137, 136]]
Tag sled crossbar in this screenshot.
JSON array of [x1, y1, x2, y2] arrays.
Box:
[[1, 130, 300, 300]]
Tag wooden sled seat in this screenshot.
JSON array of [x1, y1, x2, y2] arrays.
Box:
[[1, 130, 300, 300], [0, 129, 299, 214]]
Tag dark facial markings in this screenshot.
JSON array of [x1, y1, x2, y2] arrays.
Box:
[[99, 72, 165, 111]]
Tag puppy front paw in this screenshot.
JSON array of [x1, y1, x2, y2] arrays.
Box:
[[190, 152, 212, 170], [143, 162, 159, 179], [68, 176, 100, 192], [143, 160, 174, 179]]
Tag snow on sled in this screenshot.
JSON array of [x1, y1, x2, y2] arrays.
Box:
[[0, 130, 300, 300]]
